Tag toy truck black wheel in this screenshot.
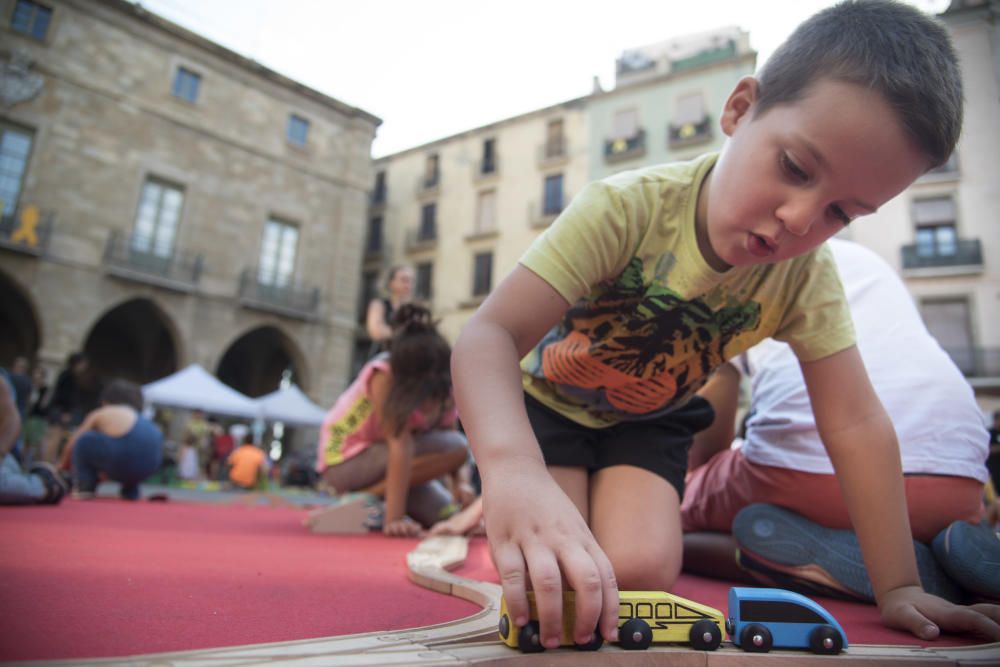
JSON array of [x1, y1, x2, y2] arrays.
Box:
[[517, 620, 544, 653], [689, 619, 722, 651], [809, 624, 844, 655], [574, 628, 603, 651], [740, 623, 773, 653], [619, 618, 652, 650]]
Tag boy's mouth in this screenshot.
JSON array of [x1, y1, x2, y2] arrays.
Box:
[[747, 232, 776, 258]]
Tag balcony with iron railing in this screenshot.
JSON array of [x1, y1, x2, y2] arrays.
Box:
[[405, 227, 438, 253], [238, 268, 320, 319], [537, 138, 569, 167], [416, 173, 441, 198], [901, 238, 983, 275], [941, 346, 1000, 384], [473, 156, 500, 182], [0, 204, 54, 257], [528, 199, 565, 229], [668, 116, 713, 150], [103, 230, 203, 292], [604, 129, 646, 164]]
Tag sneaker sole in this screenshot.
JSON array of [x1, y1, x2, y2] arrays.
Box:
[[733, 504, 963, 603], [932, 521, 1000, 600]]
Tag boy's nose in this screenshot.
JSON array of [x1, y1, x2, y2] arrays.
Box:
[[776, 201, 819, 237]]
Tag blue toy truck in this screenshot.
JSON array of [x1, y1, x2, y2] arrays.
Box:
[[727, 587, 848, 654]]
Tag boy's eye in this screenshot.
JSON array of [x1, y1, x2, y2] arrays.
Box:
[[780, 153, 808, 182], [830, 205, 852, 226]]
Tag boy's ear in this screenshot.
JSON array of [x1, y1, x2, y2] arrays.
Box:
[[720, 76, 760, 137]]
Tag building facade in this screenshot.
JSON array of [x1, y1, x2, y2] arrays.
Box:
[[0, 0, 379, 408], [361, 28, 755, 359], [590, 27, 755, 179]]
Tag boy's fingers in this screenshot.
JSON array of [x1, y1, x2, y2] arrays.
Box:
[[492, 542, 529, 626], [524, 547, 564, 649], [885, 604, 939, 640], [937, 606, 1000, 641], [596, 552, 620, 643], [559, 547, 604, 644]]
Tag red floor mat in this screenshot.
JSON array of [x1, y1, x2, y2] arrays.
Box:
[[0, 499, 479, 661], [0, 499, 985, 662]]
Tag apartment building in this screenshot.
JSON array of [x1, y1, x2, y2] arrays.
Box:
[[590, 27, 755, 178], [361, 98, 591, 351], [847, 0, 1000, 414], [361, 28, 755, 365], [0, 0, 379, 407]]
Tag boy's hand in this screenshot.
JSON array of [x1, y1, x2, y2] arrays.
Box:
[[880, 586, 1000, 641], [483, 459, 619, 649]]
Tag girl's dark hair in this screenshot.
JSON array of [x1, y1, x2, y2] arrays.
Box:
[[382, 304, 452, 436], [100, 379, 144, 411]]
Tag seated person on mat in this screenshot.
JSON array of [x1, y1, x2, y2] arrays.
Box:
[[315, 304, 471, 537], [0, 368, 66, 504], [682, 238, 999, 603], [60, 379, 163, 500], [227, 431, 269, 490]]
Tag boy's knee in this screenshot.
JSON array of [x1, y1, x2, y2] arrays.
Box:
[[606, 543, 682, 593]]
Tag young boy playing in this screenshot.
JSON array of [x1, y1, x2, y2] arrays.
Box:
[[452, 0, 1000, 650]]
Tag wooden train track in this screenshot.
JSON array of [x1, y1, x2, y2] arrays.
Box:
[[44, 536, 1000, 666]]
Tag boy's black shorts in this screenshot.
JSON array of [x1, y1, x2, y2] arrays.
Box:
[[524, 392, 715, 498]]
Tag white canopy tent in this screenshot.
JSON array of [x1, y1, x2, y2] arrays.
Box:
[[142, 364, 260, 419], [255, 384, 327, 427]]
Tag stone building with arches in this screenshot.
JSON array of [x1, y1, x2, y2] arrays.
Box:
[[0, 0, 380, 410]]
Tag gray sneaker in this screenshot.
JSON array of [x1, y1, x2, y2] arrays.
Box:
[[733, 504, 965, 603], [932, 521, 1000, 600]]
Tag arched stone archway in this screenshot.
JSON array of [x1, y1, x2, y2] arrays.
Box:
[[0, 267, 42, 367], [82, 298, 180, 385], [216, 325, 308, 398]]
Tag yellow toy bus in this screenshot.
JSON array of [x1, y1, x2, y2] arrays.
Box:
[[499, 590, 725, 652]]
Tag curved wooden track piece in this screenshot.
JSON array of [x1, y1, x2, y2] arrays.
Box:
[[43, 536, 1000, 666]]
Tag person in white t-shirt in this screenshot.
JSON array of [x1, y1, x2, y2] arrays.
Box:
[[681, 238, 997, 601]]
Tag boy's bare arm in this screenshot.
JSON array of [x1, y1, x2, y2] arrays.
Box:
[[802, 346, 1000, 640], [452, 265, 620, 648]]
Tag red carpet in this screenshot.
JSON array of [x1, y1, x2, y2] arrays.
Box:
[[0, 499, 480, 661], [0, 498, 984, 662]]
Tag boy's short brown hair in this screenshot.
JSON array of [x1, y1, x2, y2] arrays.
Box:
[[755, 0, 962, 168]]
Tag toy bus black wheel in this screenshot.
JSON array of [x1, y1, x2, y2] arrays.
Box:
[[809, 625, 844, 655], [574, 628, 603, 651], [690, 619, 722, 651], [517, 620, 545, 653], [498, 614, 511, 641], [619, 618, 652, 650], [740, 623, 773, 653]]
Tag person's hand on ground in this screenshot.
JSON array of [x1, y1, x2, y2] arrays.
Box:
[[879, 585, 1000, 641], [383, 515, 424, 538]]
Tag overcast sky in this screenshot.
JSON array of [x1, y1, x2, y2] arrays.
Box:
[[135, 0, 950, 157]]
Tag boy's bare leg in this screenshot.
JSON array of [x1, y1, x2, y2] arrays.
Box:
[[590, 465, 683, 592], [682, 532, 755, 582]]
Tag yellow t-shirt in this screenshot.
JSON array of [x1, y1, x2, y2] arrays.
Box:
[[520, 152, 855, 428]]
